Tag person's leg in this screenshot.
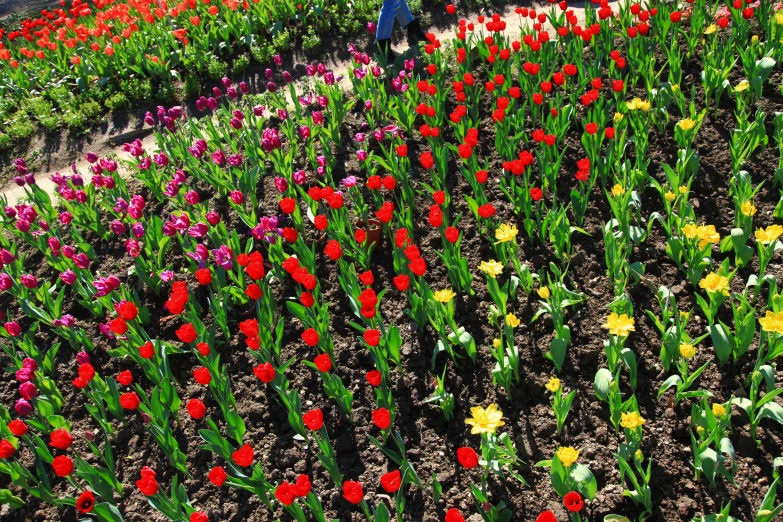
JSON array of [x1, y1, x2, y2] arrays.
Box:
[[394, 0, 414, 28], [376, 0, 401, 41], [398, 0, 427, 42]]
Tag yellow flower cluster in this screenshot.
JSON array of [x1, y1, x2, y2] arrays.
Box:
[[478, 259, 504, 278], [677, 119, 696, 131], [679, 343, 696, 359], [545, 377, 561, 393], [741, 201, 757, 217], [699, 272, 730, 296], [495, 223, 518, 244], [760, 311, 783, 336], [465, 404, 505, 434], [556, 446, 579, 467], [433, 288, 455, 303], [620, 411, 646, 430], [626, 98, 651, 112], [755, 225, 783, 245], [682, 223, 721, 249], [611, 184, 626, 197], [603, 313, 635, 337]]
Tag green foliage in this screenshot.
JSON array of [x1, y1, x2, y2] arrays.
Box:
[[206, 58, 229, 80], [105, 92, 129, 112], [183, 74, 201, 100], [0, 133, 11, 150], [6, 112, 35, 140], [119, 77, 153, 101], [232, 54, 250, 74]]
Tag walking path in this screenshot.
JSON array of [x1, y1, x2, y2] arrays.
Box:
[[1, 0, 619, 206]]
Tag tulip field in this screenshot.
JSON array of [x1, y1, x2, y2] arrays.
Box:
[[4, 0, 783, 521]]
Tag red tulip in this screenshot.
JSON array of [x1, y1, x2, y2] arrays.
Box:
[[380, 469, 401, 492], [208, 466, 227, 486], [314, 354, 332, 373], [303, 409, 324, 430], [232, 444, 254, 467], [187, 398, 207, 419], [49, 429, 73, 450], [456, 447, 479, 468], [52, 455, 74, 477], [342, 481, 364, 504], [76, 491, 95, 514], [136, 466, 159, 496], [120, 392, 140, 410], [372, 408, 391, 429]]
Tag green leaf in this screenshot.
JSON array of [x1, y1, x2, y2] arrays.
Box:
[[709, 324, 732, 366], [0, 489, 24, 508], [594, 368, 613, 401], [571, 463, 598, 500]]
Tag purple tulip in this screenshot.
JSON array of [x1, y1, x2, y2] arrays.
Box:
[[228, 154, 243, 167], [187, 223, 208, 238], [131, 223, 145, 238], [61, 314, 75, 327], [356, 150, 368, 161], [207, 211, 221, 226], [125, 239, 141, 258], [253, 105, 264, 116], [367, 22, 376, 34], [20, 274, 37, 289], [15, 399, 32, 416], [185, 190, 200, 205], [60, 270, 77, 285], [221, 76, 231, 88], [110, 220, 127, 235], [4, 321, 22, 336], [274, 54, 282, 65], [144, 111, 155, 126], [229, 191, 245, 204], [15, 367, 34, 382], [73, 253, 90, 269], [239, 82, 249, 94], [19, 382, 37, 401], [62, 245, 75, 258], [292, 170, 306, 185], [23, 358, 37, 371], [274, 177, 288, 192]]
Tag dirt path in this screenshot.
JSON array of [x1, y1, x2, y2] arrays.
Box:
[[0, 1, 610, 206]]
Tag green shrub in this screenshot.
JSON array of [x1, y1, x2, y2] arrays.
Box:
[[0, 133, 11, 150], [233, 54, 250, 74], [105, 92, 129, 112], [62, 109, 87, 130], [81, 100, 102, 121], [46, 85, 74, 110], [303, 29, 321, 51], [183, 74, 201, 99], [6, 112, 35, 140], [120, 77, 153, 101], [206, 58, 229, 80], [251, 42, 275, 64], [38, 114, 62, 133]]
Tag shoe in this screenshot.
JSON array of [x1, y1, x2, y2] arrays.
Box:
[[405, 19, 428, 42], [375, 39, 396, 61]]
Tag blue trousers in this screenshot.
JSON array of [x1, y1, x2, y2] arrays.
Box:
[[376, 0, 414, 40]]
